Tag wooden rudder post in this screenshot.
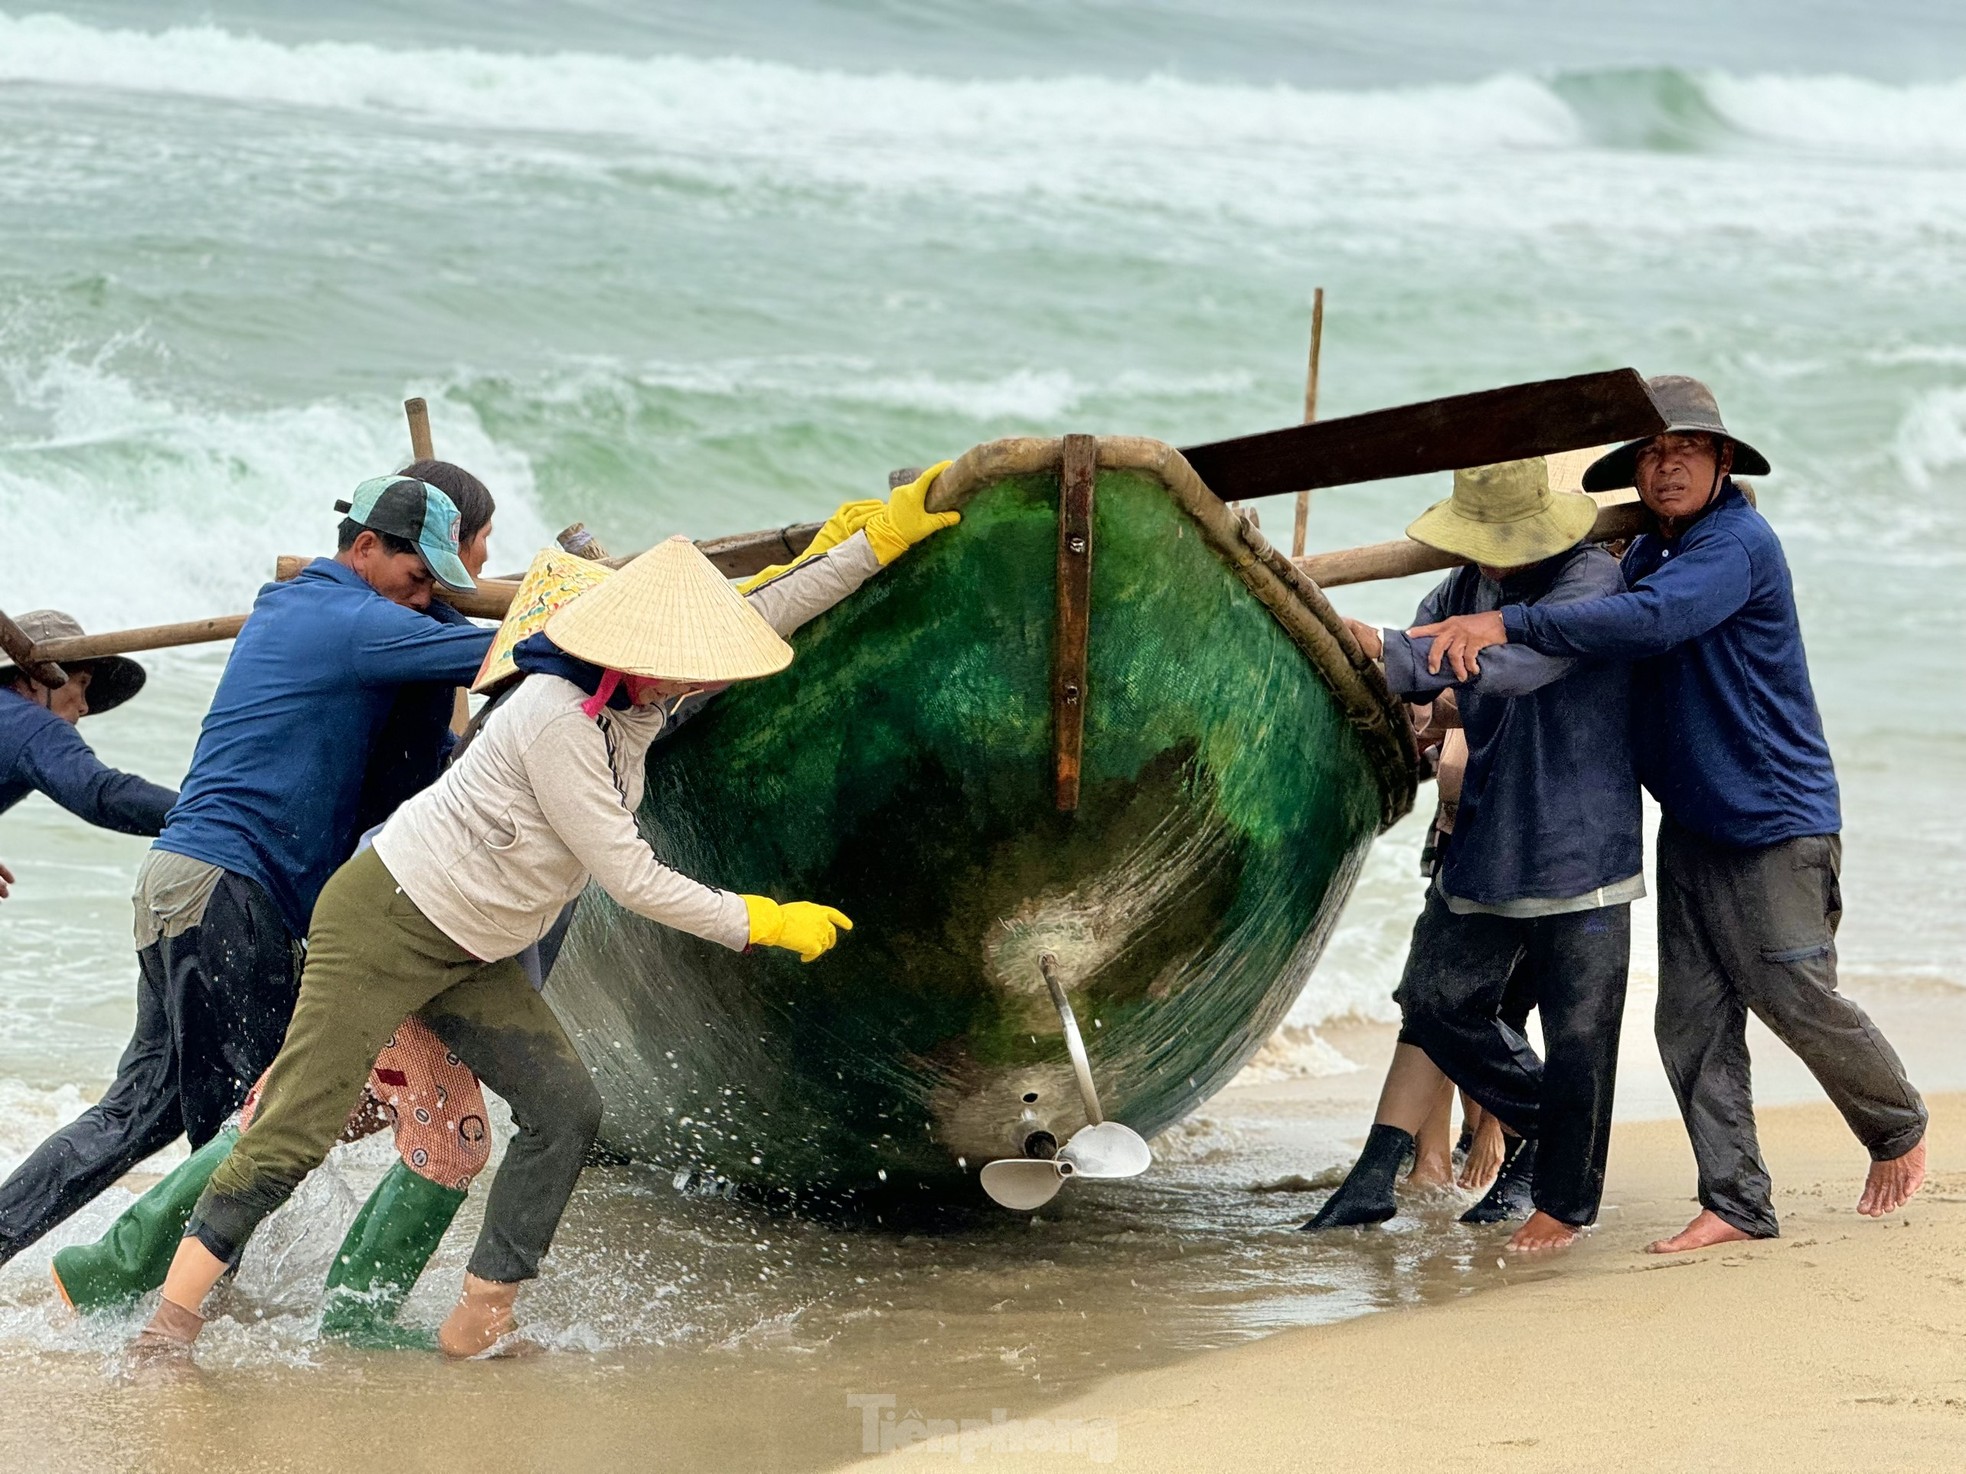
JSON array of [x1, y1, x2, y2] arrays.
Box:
[[1053, 435, 1097, 813]]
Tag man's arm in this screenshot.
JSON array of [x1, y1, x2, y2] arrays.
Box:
[[1384, 631, 1578, 700], [1384, 553, 1630, 697], [1411, 535, 1752, 679], [349, 599, 495, 687], [1503, 533, 1753, 660], [16, 721, 177, 836]]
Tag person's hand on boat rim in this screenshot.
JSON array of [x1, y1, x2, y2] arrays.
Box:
[[1408, 610, 1509, 681], [864, 460, 960, 565], [735, 497, 887, 595], [740, 894, 854, 964], [0, 859, 13, 901], [1342, 617, 1384, 660]]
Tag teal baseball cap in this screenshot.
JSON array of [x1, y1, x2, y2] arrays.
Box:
[[334, 475, 476, 593]]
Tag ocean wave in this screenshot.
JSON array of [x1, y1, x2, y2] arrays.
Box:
[[3, 13, 1961, 174], [1895, 385, 1966, 490], [0, 351, 555, 627], [0, 13, 1581, 164]]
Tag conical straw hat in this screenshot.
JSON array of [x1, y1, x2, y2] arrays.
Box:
[[545, 535, 794, 682], [472, 547, 615, 693]]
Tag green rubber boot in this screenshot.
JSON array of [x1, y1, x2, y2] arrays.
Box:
[[318, 1161, 467, 1350], [51, 1126, 239, 1314]]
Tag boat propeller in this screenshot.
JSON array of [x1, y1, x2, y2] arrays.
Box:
[[979, 953, 1152, 1211]]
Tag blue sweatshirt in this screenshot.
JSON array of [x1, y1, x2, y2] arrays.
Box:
[[1383, 545, 1641, 906], [155, 559, 494, 937], [1502, 481, 1839, 848], [350, 600, 476, 839], [0, 690, 177, 835]]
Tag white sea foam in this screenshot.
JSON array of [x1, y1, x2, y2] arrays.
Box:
[[3, 12, 1961, 186], [0, 351, 555, 627], [0, 13, 1580, 164], [1895, 384, 1966, 490], [1703, 72, 1966, 159]]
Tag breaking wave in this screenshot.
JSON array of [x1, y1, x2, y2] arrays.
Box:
[[2, 11, 1960, 175]]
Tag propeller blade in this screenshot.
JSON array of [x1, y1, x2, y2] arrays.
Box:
[[980, 1157, 1070, 1211], [1179, 368, 1666, 501], [1058, 1121, 1152, 1180]]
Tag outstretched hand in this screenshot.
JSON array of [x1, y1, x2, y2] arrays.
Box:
[[0, 860, 12, 901], [1407, 610, 1508, 681]]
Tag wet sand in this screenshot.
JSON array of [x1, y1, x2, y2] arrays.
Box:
[[893, 1092, 1966, 1473], [2, 978, 1958, 1473]]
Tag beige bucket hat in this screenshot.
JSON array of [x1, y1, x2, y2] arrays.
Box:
[[472, 548, 616, 694], [0, 610, 147, 713], [545, 535, 794, 682], [1405, 455, 1603, 568]]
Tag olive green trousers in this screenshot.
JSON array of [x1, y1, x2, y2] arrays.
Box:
[[186, 846, 602, 1284]]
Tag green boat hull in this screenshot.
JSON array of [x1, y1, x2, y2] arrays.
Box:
[[544, 436, 1413, 1197]]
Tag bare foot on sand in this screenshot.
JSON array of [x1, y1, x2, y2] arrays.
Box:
[[1646, 1209, 1754, 1255], [1506, 1210, 1577, 1254], [1858, 1138, 1926, 1218]]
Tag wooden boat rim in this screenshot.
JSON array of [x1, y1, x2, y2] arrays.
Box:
[[930, 435, 1417, 830]]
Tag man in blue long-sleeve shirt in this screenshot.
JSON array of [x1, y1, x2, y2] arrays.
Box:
[[0, 475, 496, 1267], [1, 610, 177, 848], [1413, 376, 1927, 1254]]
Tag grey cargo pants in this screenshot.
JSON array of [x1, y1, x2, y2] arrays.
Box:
[[1655, 820, 1926, 1238]]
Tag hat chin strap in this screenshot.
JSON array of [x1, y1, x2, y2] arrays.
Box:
[[579, 669, 623, 719]]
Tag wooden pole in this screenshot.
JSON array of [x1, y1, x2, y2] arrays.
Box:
[[1291, 288, 1324, 559], [1296, 495, 1649, 589], [34, 615, 247, 665], [0, 609, 68, 688], [404, 398, 434, 462], [556, 523, 611, 561]]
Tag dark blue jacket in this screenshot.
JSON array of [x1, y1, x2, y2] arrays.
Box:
[[155, 559, 493, 936], [1383, 545, 1641, 906], [1502, 481, 1839, 849], [0, 690, 177, 835]]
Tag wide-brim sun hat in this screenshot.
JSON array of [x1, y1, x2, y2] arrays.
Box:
[[1582, 374, 1771, 492], [1405, 456, 1600, 567], [472, 548, 616, 694], [544, 535, 794, 682], [0, 609, 146, 714]]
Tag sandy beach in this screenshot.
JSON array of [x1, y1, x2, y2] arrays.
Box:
[[854, 1092, 1966, 1473]]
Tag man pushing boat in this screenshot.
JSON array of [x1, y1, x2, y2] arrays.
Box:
[[1413, 377, 1928, 1250], [129, 466, 961, 1360], [0, 472, 496, 1268], [1, 610, 176, 849], [1303, 456, 1640, 1254]]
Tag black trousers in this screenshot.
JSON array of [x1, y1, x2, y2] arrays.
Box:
[[0, 869, 300, 1265], [1396, 889, 1631, 1227], [1656, 821, 1926, 1238]]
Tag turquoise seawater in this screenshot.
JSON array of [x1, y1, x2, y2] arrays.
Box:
[[1, 0, 1963, 1112]]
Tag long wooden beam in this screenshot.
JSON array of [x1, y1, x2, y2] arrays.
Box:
[[1296, 495, 1648, 589]]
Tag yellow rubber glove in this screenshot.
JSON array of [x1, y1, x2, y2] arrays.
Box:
[[863, 460, 960, 565], [741, 894, 854, 963], [735, 498, 886, 595]]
